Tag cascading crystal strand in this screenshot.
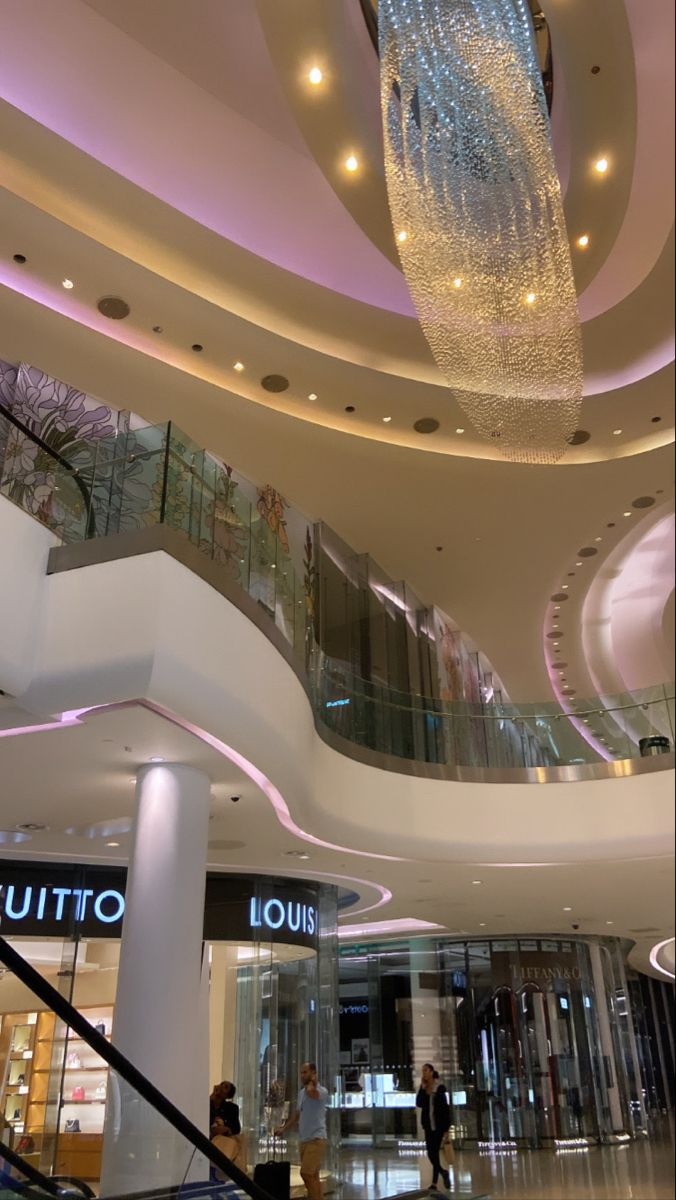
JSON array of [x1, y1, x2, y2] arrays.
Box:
[[379, 0, 582, 463]]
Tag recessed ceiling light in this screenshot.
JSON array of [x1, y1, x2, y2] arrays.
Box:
[[149, 756, 165, 763], [561, 584, 569, 590], [308, 393, 318, 401], [606, 920, 614, 926], [397, 230, 408, 243], [453, 277, 463, 289], [456, 427, 465, 434], [106, 841, 120, 847], [623, 511, 632, 517], [479, 922, 487, 927], [233, 361, 245, 372], [576, 562, 583, 567], [16, 823, 48, 832], [308, 66, 323, 85], [525, 291, 537, 305], [471, 879, 483, 886], [382, 416, 392, 423], [594, 157, 609, 174], [612, 429, 623, 436], [345, 155, 359, 172], [62, 278, 74, 289], [594, 536, 602, 542], [152, 325, 163, 334], [576, 234, 590, 248], [563, 906, 573, 912]]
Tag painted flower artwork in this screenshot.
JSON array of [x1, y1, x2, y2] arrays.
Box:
[[257, 484, 289, 553]]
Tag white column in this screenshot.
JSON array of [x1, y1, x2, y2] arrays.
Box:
[[101, 763, 211, 1191]]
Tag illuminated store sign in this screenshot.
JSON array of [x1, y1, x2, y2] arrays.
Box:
[[0, 862, 324, 951], [0, 884, 124, 925], [249, 897, 316, 937]]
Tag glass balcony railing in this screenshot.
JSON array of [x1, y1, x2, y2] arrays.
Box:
[[1, 407, 673, 776]]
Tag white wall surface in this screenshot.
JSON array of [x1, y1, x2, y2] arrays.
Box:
[[1, 497, 672, 867], [0, 500, 58, 698]]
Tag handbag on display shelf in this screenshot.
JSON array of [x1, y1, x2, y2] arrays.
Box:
[[71, 1086, 86, 1101], [16, 1134, 35, 1154], [64, 1119, 81, 1134], [66, 1052, 82, 1069]]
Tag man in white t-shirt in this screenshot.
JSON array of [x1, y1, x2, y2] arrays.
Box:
[[275, 1061, 328, 1200]]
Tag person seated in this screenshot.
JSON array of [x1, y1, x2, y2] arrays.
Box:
[[209, 1081, 246, 1176]]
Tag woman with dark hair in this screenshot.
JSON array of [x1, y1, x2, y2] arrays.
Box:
[[416, 1063, 451, 1194]]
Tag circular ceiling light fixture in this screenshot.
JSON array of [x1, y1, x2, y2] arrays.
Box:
[[308, 66, 323, 85], [345, 154, 359, 172], [576, 235, 590, 248], [612, 428, 623, 436], [382, 416, 392, 423], [62, 278, 75, 290], [413, 417, 440, 434], [308, 393, 318, 401], [233, 361, 245, 372], [97, 296, 130, 320], [397, 230, 408, 242], [261, 374, 289, 393], [594, 157, 609, 174]]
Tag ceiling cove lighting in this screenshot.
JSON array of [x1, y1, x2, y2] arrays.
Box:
[[379, 0, 582, 463]]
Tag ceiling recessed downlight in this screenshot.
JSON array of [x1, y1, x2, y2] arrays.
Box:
[[594, 157, 609, 174], [233, 361, 245, 372], [576, 234, 590, 248], [308, 66, 323, 85], [382, 416, 392, 423], [345, 154, 359, 172], [62, 278, 74, 289], [453, 277, 463, 289], [308, 393, 318, 401], [397, 230, 408, 243], [525, 291, 537, 305], [612, 429, 623, 436], [456, 427, 465, 434]]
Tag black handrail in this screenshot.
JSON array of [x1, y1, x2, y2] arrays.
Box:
[[0, 938, 275, 1200], [0, 1137, 62, 1194], [0, 402, 97, 539]]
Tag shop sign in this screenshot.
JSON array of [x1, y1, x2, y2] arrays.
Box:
[[0, 861, 324, 950], [249, 897, 317, 937]]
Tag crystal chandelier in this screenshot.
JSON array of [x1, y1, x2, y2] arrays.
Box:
[[379, 0, 582, 463]]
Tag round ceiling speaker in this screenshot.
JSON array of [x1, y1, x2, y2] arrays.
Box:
[[97, 296, 131, 320], [546, 631, 564, 639], [550, 593, 570, 602], [632, 496, 655, 508], [413, 417, 440, 434], [261, 374, 289, 393], [567, 429, 590, 445], [577, 547, 598, 557]]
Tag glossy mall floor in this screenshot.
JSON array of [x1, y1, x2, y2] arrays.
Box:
[[334, 1118, 676, 1198]]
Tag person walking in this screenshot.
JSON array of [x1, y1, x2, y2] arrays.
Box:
[[275, 1061, 328, 1200], [416, 1063, 451, 1194]]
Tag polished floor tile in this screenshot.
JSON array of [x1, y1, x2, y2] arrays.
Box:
[[334, 1122, 676, 1199]]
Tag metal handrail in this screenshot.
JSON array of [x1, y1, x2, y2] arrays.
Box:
[[0, 938, 275, 1200], [0, 402, 97, 539]]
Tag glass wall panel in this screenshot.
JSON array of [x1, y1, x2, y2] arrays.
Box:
[[338, 935, 657, 1153]]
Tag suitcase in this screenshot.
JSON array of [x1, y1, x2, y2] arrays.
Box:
[[253, 1158, 291, 1200]]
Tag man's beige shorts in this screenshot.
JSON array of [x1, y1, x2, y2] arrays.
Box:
[[300, 1137, 327, 1176]]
